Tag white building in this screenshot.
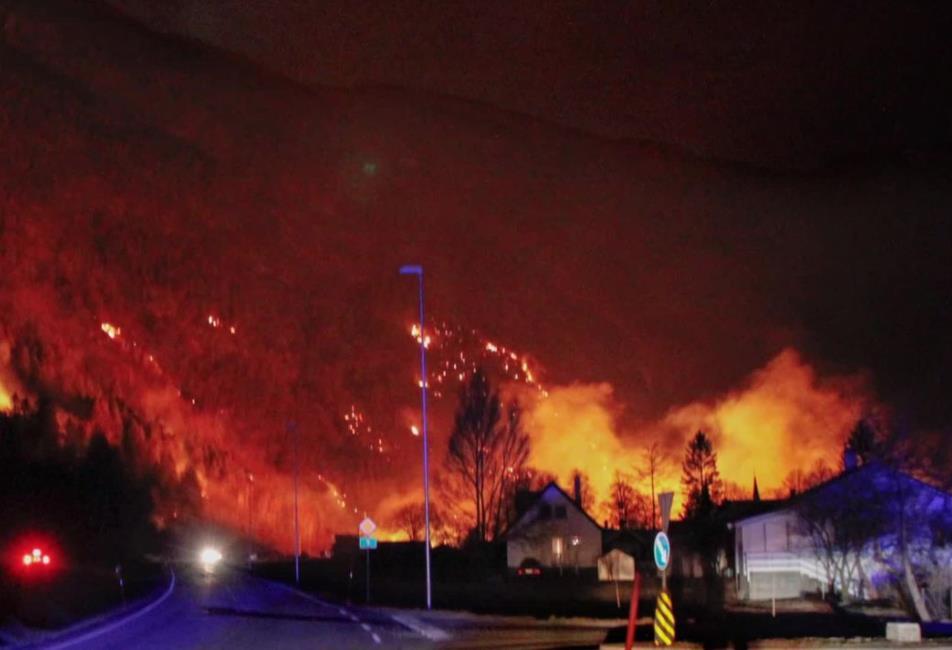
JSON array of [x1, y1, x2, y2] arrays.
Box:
[[732, 507, 826, 600], [506, 482, 602, 573], [731, 463, 952, 610]]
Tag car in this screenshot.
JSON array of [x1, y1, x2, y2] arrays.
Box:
[[516, 557, 543, 577]]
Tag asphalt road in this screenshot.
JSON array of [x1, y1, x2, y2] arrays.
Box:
[[42, 565, 435, 650]]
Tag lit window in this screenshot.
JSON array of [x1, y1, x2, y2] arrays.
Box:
[[552, 537, 563, 558]]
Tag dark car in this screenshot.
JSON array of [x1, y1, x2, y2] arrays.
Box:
[[516, 557, 543, 577]]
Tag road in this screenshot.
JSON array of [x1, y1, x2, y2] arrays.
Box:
[[42, 565, 435, 650]]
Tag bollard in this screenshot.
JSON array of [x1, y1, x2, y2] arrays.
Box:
[[624, 571, 641, 650]]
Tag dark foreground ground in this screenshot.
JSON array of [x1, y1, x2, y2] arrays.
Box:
[[253, 559, 952, 648]]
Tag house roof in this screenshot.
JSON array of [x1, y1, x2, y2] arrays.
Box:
[[728, 461, 952, 527], [504, 481, 603, 538]]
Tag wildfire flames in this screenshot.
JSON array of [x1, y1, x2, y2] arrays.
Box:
[[521, 349, 868, 522]]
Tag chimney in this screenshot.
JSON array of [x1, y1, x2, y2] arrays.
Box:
[[843, 448, 858, 471], [573, 474, 582, 508]]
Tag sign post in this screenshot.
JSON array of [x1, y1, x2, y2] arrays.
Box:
[[654, 491, 676, 646], [657, 491, 674, 591], [653, 589, 676, 646], [358, 516, 377, 604]]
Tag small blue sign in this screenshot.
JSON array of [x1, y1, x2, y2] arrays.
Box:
[[359, 537, 378, 550], [653, 532, 671, 571]]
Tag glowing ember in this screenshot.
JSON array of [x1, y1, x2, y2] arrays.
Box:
[[100, 322, 121, 339], [407, 321, 546, 397]]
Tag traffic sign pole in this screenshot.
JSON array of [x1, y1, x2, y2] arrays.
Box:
[[358, 516, 377, 603], [657, 492, 674, 592], [654, 589, 676, 646]]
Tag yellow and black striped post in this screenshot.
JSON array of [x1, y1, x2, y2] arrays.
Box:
[[653, 589, 675, 646]]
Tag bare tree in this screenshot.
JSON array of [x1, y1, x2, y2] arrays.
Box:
[[446, 368, 530, 542], [781, 459, 835, 497], [393, 502, 426, 541], [603, 471, 651, 529], [795, 470, 887, 602], [639, 442, 667, 529]]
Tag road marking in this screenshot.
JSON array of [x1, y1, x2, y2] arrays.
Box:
[[43, 567, 177, 650], [371, 632, 381, 644], [361, 623, 371, 631], [389, 612, 451, 641], [338, 607, 348, 616], [349, 614, 360, 622]]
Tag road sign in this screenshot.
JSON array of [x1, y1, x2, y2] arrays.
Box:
[[358, 517, 377, 537], [653, 589, 676, 646], [653, 532, 671, 571], [359, 537, 378, 550]]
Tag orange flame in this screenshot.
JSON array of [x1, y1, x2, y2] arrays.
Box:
[[521, 348, 869, 518]]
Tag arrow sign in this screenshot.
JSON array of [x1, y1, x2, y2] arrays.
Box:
[[653, 532, 671, 571], [359, 517, 377, 537]]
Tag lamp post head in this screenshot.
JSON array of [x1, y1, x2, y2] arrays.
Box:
[[399, 265, 423, 275]]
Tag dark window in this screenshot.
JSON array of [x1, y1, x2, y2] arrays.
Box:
[[555, 505, 567, 519], [538, 504, 552, 520]]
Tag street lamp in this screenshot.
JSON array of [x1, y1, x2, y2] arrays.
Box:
[[399, 264, 432, 610], [288, 420, 301, 584]]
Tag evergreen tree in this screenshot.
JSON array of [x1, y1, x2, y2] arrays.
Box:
[[844, 418, 879, 467], [681, 430, 722, 518]]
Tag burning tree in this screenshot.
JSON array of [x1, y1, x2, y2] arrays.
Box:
[[445, 368, 530, 543]]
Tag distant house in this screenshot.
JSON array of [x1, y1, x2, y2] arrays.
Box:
[[729, 463, 952, 609], [598, 548, 636, 581], [505, 481, 602, 573]]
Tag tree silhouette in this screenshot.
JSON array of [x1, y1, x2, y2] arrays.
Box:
[[446, 368, 529, 542], [844, 418, 880, 467], [681, 430, 722, 518]]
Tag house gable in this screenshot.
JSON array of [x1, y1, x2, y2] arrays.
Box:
[[505, 482, 603, 569]]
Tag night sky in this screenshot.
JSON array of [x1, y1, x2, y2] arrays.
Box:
[[103, 0, 952, 426]]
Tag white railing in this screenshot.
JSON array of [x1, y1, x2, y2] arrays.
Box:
[[744, 552, 827, 582]]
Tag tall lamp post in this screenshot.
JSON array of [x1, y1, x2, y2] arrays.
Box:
[[289, 420, 301, 584], [399, 264, 432, 610]]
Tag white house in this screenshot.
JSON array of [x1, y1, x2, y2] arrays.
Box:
[[506, 482, 602, 573], [730, 463, 952, 612], [732, 507, 826, 600]]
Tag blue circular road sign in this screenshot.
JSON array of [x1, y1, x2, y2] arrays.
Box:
[[653, 532, 671, 571]]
